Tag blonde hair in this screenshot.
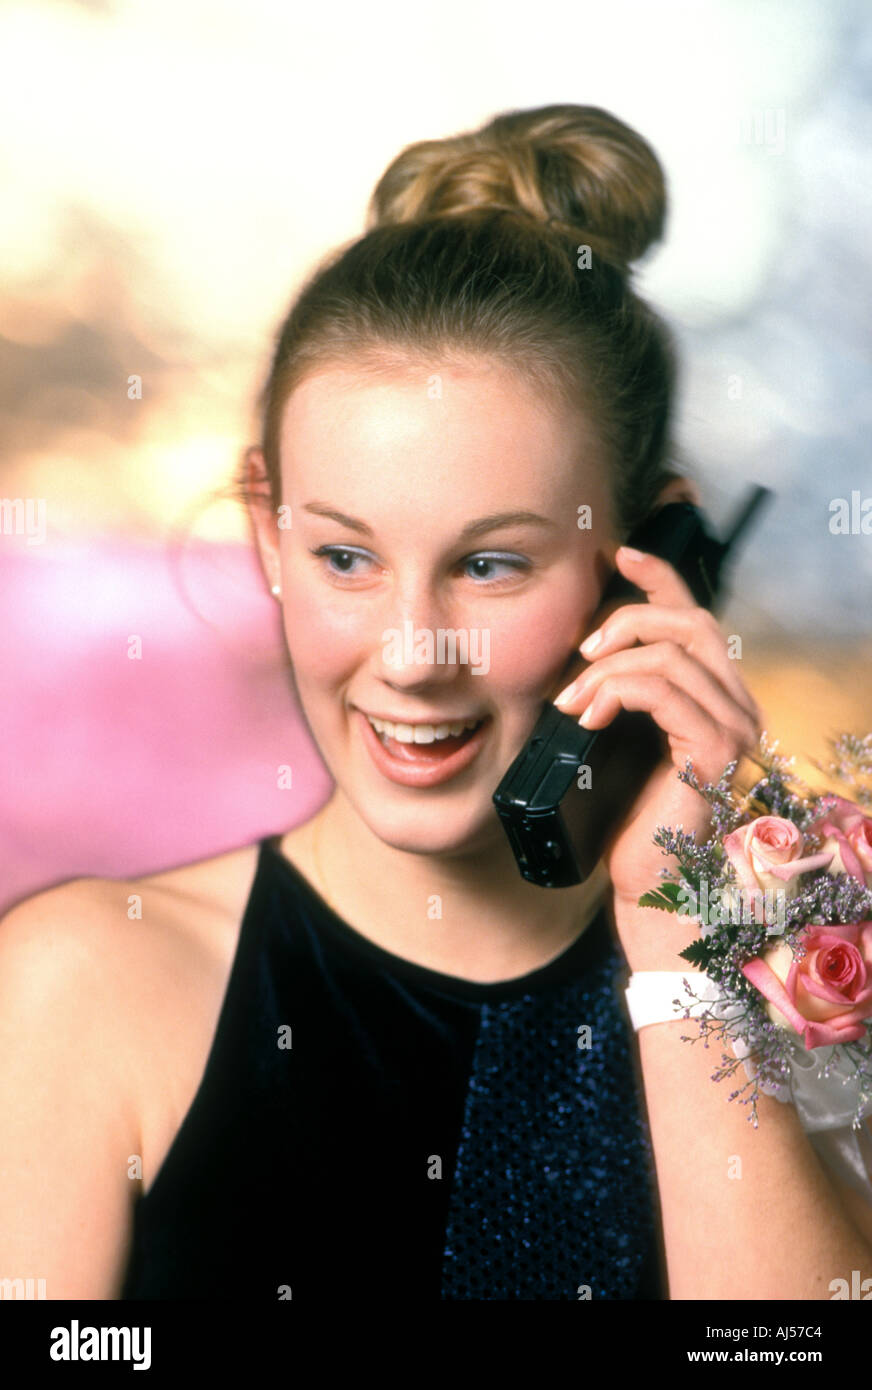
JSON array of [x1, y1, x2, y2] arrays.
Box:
[[245, 103, 685, 540]]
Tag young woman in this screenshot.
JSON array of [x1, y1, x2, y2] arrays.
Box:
[[2, 104, 871, 1301]]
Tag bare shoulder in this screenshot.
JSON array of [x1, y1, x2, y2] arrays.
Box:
[[0, 839, 266, 1105], [1, 844, 263, 1157], [0, 841, 264, 1297], [1, 840, 263, 974]]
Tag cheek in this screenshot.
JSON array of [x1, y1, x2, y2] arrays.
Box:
[[279, 589, 360, 684], [483, 584, 596, 696]]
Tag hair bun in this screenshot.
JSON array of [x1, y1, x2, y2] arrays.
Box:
[[366, 104, 667, 271]]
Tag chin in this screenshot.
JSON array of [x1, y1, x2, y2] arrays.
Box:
[[348, 792, 501, 860]]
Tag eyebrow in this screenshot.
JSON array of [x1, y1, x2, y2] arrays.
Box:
[[302, 502, 558, 541]]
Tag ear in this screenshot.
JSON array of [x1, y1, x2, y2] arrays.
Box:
[[244, 444, 272, 504], [243, 445, 282, 592], [653, 473, 702, 510]]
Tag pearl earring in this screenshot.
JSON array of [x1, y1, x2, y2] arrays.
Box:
[[271, 583, 282, 597]]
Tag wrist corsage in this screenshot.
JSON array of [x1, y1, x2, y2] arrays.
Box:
[[638, 732, 872, 1147]]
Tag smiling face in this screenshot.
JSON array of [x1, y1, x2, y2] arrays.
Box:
[[252, 354, 619, 859]]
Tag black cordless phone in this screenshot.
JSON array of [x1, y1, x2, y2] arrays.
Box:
[[492, 486, 771, 888]]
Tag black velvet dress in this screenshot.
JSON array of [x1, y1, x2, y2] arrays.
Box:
[[119, 837, 666, 1300]]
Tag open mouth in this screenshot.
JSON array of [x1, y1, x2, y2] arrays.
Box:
[[366, 714, 487, 762]]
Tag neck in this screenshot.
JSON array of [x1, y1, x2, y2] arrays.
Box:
[[282, 790, 610, 983]]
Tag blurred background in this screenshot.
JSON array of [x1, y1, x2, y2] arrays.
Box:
[[1, 0, 870, 914]]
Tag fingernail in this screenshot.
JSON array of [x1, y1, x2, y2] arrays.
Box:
[[554, 683, 577, 708], [619, 546, 646, 562], [578, 700, 597, 727], [580, 628, 602, 656]]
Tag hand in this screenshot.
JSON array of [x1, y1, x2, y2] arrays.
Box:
[[554, 546, 763, 963]]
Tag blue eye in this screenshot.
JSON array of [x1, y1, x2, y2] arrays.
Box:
[[307, 546, 531, 586], [462, 553, 531, 584], [308, 545, 371, 577]]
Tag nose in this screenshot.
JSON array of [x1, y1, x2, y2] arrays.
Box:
[[373, 584, 470, 690]]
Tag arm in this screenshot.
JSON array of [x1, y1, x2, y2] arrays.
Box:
[[0, 883, 142, 1299], [555, 544, 872, 1298], [622, 941, 872, 1300]]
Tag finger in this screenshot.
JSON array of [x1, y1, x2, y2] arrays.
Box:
[[557, 640, 760, 748], [590, 546, 762, 725], [573, 603, 762, 729], [612, 545, 700, 610], [574, 672, 757, 785], [580, 545, 697, 644]]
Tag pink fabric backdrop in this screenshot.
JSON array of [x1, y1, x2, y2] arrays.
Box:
[[0, 537, 334, 917]]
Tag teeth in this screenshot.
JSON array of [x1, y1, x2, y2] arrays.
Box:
[[366, 715, 483, 744]]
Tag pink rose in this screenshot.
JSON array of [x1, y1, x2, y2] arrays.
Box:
[[722, 815, 833, 900], [742, 921, 872, 1048], [817, 795, 872, 889]]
